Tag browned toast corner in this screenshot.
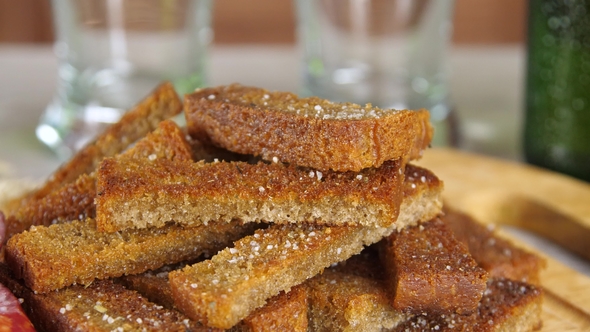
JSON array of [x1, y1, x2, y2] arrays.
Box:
[[393, 278, 543, 332], [379, 218, 489, 315], [95, 158, 405, 232], [444, 208, 547, 285], [185, 84, 433, 172], [3, 119, 193, 241]]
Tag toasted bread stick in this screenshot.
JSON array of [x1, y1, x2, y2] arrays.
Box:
[[4, 82, 182, 215], [0, 263, 219, 332], [185, 84, 433, 172], [379, 218, 489, 315], [444, 208, 546, 285], [96, 158, 406, 232], [168, 164, 443, 329], [5, 219, 257, 293], [393, 278, 543, 332], [3, 120, 193, 241]]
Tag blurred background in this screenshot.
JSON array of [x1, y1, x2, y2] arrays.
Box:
[[0, 0, 530, 178], [0, 0, 526, 45]]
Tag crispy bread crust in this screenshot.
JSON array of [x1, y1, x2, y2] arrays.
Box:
[[381, 218, 489, 315], [95, 158, 405, 232], [5, 174, 96, 241], [394, 278, 543, 332], [168, 164, 443, 329], [5, 219, 256, 293], [185, 84, 433, 172], [4, 82, 182, 216], [444, 208, 547, 285], [233, 285, 308, 332], [3, 120, 192, 242], [0, 264, 218, 332]]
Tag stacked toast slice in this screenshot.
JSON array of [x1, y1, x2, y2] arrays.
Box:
[[0, 84, 543, 331]]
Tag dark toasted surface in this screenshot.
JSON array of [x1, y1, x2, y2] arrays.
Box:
[[117, 268, 178, 311], [185, 84, 433, 172], [0, 263, 218, 332], [444, 208, 546, 285], [381, 218, 489, 315], [5, 219, 256, 293], [232, 285, 308, 332], [5, 82, 182, 215], [393, 278, 543, 332], [95, 157, 404, 232], [117, 260, 203, 311]]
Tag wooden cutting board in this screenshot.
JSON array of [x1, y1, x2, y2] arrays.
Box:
[[417, 148, 590, 331]]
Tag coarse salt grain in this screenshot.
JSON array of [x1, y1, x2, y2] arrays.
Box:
[[208, 94, 215, 100], [148, 154, 157, 161]]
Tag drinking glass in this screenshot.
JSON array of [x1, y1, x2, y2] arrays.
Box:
[[295, 0, 456, 145], [38, 0, 213, 157]]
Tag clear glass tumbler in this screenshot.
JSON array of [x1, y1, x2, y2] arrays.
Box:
[[296, 0, 455, 145], [38, 0, 213, 158]]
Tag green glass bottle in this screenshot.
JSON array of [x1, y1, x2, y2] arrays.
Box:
[[524, 0, 590, 182]]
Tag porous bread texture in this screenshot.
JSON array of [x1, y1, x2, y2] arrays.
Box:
[[306, 270, 408, 332], [5, 218, 256, 293], [444, 208, 547, 285], [380, 218, 489, 315], [168, 164, 444, 329], [95, 158, 405, 232], [394, 278, 543, 332], [0, 264, 218, 332], [185, 84, 433, 172], [3, 119, 193, 242], [4, 82, 182, 215]]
